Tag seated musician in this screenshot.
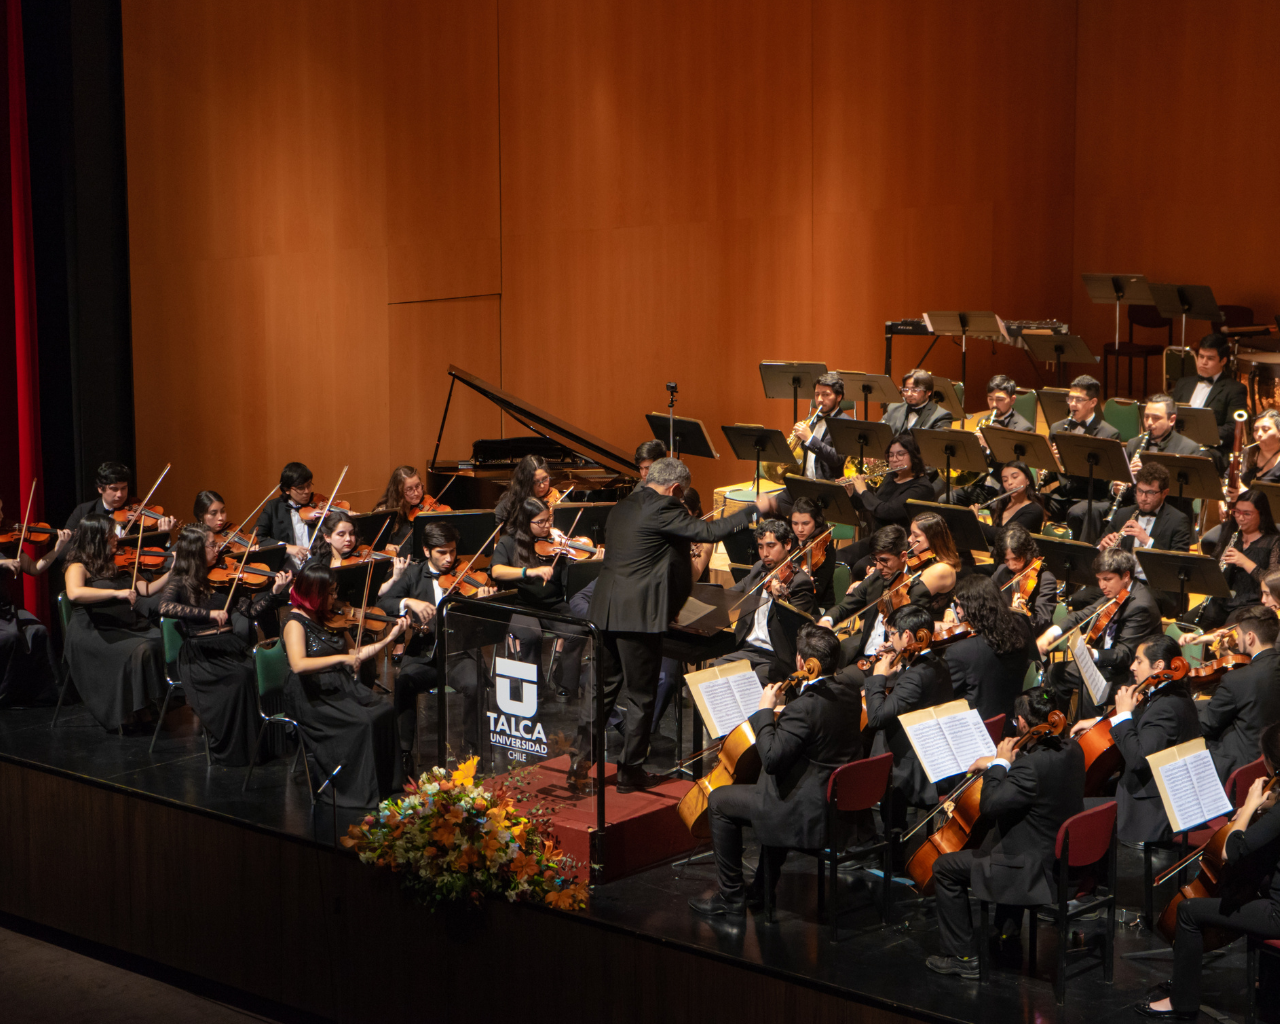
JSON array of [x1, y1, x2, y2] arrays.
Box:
[[865, 604, 955, 835], [819, 525, 931, 680], [376, 520, 496, 772], [1097, 462, 1192, 618], [0, 497, 70, 707], [371, 465, 429, 551], [1043, 375, 1120, 541], [909, 511, 961, 621], [882, 369, 954, 433], [1264, 567, 1280, 611], [1036, 549, 1160, 717], [634, 439, 668, 485], [1169, 333, 1248, 455], [307, 510, 404, 598], [493, 455, 557, 531], [714, 519, 818, 686], [1215, 410, 1280, 538], [1070, 634, 1200, 847], [946, 374, 1035, 508], [1197, 490, 1280, 630], [944, 576, 1033, 723], [255, 462, 318, 565], [65, 461, 178, 535], [991, 525, 1058, 638], [688, 624, 861, 917], [974, 462, 1044, 544], [790, 497, 835, 609], [1194, 605, 1280, 782], [1139, 722, 1280, 1020], [842, 433, 935, 570], [925, 687, 1084, 981], [789, 371, 851, 482], [1108, 393, 1217, 530]]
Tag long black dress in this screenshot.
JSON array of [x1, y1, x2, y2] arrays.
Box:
[[282, 611, 402, 808], [0, 587, 58, 707], [63, 572, 165, 731], [158, 578, 285, 766]]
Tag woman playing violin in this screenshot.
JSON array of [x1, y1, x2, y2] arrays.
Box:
[[372, 465, 434, 551], [972, 461, 1044, 543], [990, 524, 1058, 637], [790, 496, 835, 609], [158, 525, 292, 765], [282, 562, 408, 807], [493, 455, 559, 531], [0, 497, 71, 707], [307, 509, 405, 598], [909, 512, 961, 623], [62, 513, 171, 732]]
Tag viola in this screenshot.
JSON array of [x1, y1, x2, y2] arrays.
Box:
[[678, 658, 823, 836], [1076, 657, 1189, 795], [438, 565, 493, 597], [207, 557, 274, 589], [112, 503, 167, 532], [297, 493, 351, 524], [405, 495, 452, 519], [1185, 652, 1251, 692], [906, 710, 1068, 895], [534, 531, 600, 562], [1087, 587, 1130, 642], [0, 521, 56, 547], [930, 621, 973, 649], [113, 546, 169, 571], [857, 628, 932, 723], [212, 523, 257, 556]]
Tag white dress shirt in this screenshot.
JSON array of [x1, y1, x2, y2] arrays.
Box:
[[1189, 372, 1220, 409]]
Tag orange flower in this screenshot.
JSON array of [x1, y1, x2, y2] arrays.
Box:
[[452, 756, 479, 787], [474, 797, 488, 813], [509, 852, 538, 880], [434, 824, 458, 848], [456, 846, 479, 870], [480, 833, 502, 860], [445, 805, 465, 825]]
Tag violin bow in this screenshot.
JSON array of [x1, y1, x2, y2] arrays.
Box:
[[353, 548, 378, 652], [16, 478, 36, 561], [124, 463, 171, 533], [129, 513, 146, 593], [423, 472, 459, 511], [221, 530, 259, 614], [442, 524, 502, 600], [305, 465, 349, 548], [547, 508, 585, 573], [363, 517, 393, 563], [222, 484, 280, 554]]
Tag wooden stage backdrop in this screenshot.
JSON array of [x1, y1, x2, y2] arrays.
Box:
[[117, 0, 1280, 516]]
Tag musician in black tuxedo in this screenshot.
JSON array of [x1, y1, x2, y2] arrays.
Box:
[[864, 603, 955, 833], [689, 625, 863, 916], [881, 368, 954, 434], [944, 375, 1036, 507], [716, 519, 818, 685], [1196, 606, 1280, 781], [789, 371, 853, 482], [1170, 333, 1248, 452], [1043, 374, 1121, 541], [1110, 394, 1220, 527], [253, 462, 317, 566], [1070, 634, 1200, 845], [990, 525, 1058, 638], [575, 458, 770, 792], [1097, 461, 1193, 618], [64, 461, 177, 535], [944, 575, 1033, 723], [926, 687, 1085, 980], [1037, 549, 1161, 717]]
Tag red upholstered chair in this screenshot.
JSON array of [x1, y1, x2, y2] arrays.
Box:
[[1104, 305, 1171, 399], [984, 714, 1006, 745], [1184, 758, 1267, 848], [977, 800, 1118, 1005]]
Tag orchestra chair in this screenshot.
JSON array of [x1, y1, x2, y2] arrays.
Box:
[[1040, 522, 1073, 542], [978, 799, 1118, 1005], [1103, 305, 1171, 400], [243, 638, 315, 800], [50, 592, 75, 728], [984, 714, 1006, 745], [1013, 387, 1039, 429], [150, 617, 210, 763], [1023, 663, 1042, 690], [760, 752, 896, 938], [1102, 397, 1141, 442], [831, 562, 851, 609], [1246, 936, 1280, 1024]]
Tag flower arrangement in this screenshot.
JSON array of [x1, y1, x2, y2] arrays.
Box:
[[341, 757, 588, 911]]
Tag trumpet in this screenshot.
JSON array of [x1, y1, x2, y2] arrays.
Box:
[[787, 407, 823, 460]]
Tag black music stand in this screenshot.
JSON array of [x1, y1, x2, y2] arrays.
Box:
[[760, 361, 827, 424], [1134, 550, 1231, 618], [1149, 282, 1223, 350], [721, 424, 795, 497], [826, 418, 894, 471], [905, 499, 989, 555], [1137, 452, 1224, 508], [1082, 273, 1153, 351], [331, 559, 394, 606], [1023, 334, 1096, 388], [912, 428, 989, 503], [982, 424, 1060, 474], [836, 371, 899, 421], [1036, 387, 1072, 428], [552, 502, 613, 546], [645, 412, 719, 460], [351, 510, 396, 549], [1053, 433, 1132, 543], [1174, 406, 1221, 449], [784, 476, 866, 529], [923, 311, 1001, 390], [674, 583, 763, 635], [1033, 533, 1099, 593], [1249, 482, 1280, 518], [410, 510, 499, 562], [930, 375, 965, 420]]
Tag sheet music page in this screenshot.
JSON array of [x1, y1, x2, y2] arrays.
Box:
[[1072, 636, 1111, 706], [903, 718, 962, 783], [699, 678, 748, 738], [938, 710, 998, 769], [726, 671, 764, 720], [1157, 758, 1203, 832], [1185, 748, 1232, 824]]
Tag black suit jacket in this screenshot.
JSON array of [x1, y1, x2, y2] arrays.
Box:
[[944, 618, 1033, 721], [1172, 374, 1249, 448], [798, 410, 854, 481], [255, 495, 302, 547], [1113, 686, 1202, 842], [1048, 415, 1121, 501], [746, 675, 865, 848], [970, 741, 1086, 905], [590, 486, 755, 633], [883, 400, 953, 435], [991, 563, 1059, 638], [823, 570, 932, 658], [865, 652, 955, 806], [1059, 583, 1161, 684], [1102, 501, 1192, 555], [65, 497, 111, 531], [1123, 428, 1221, 517], [377, 561, 444, 656], [1200, 648, 1280, 781], [730, 560, 818, 679]]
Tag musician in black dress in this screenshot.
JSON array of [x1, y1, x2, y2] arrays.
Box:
[[944, 575, 1033, 722], [282, 562, 407, 807], [158, 525, 292, 765], [493, 455, 556, 531], [990, 525, 1058, 638], [841, 434, 935, 570], [1097, 461, 1193, 617], [1043, 375, 1121, 541], [307, 509, 406, 599], [790, 497, 836, 609], [1210, 409, 1280, 553], [974, 462, 1044, 544], [688, 625, 862, 917], [1169, 333, 1248, 454], [881, 369, 954, 433], [62, 514, 170, 732], [910, 511, 961, 622], [371, 465, 428, 551], [1195, 606, 1280, 782], [0, 499, 70, 707], [254, 462, 317, 565], [1140, 722, 1280, 1019], [926, 687, 1085, 980], [946, 375, 1036, 508], [1198, 490, 1280, 630]]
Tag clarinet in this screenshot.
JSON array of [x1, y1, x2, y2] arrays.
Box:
[[1219, 526, 1240, 571], [1105, 430, 1149, 524]]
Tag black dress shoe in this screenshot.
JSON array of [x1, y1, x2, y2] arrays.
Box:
[[688, 893, 746, 917], [1132, 1000, 1197, 1020], [925, 955, 980, 980], [615, 766, 662, 794]]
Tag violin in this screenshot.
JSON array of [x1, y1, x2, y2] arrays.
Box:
[[406, 497, 452, 518], [1002, 557, 1043, 615], [677, 658, 824, 837], [297, 493, 351, 524], [207, 556, 274, 589], [0, 522, 56, 547], [906, 710, 1068, 895], [337, 544, 397, 567], [211, 523, 257, 556], [857, 628, 932, 724], [876, 570, 918, 620], [930, 621, 973, 648], [1076, 657, 1189, 795], [438, 565, 493, 597], [112, 503, 167, 532], [1086, 588, 1130, 642], [324, 600, 402, 637], [113, 546, 170, 571], [906, 544, 936, 571], [534, 529, 600, 562], [794, 529, 832, 574]]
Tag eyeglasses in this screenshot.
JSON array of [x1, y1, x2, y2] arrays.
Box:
[[872, 555, 899, 566], [531, 517, 552, 527], [900, 385, 927, 395], [1135, 487, 1164, 498]]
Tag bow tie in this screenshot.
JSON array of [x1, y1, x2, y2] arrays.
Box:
[[1197, 375, 1216, 384]]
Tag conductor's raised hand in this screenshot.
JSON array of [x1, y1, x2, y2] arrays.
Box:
[[753, 491, 779, 516]]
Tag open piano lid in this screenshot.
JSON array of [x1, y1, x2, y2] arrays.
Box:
[[437, 365, 639, 477]]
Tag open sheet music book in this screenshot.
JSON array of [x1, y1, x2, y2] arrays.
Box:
[[1146, 737, 1232, 833], [1070, 629, 1111, 707], [899, 699, 998, 783], [684, 661, 765, 739]]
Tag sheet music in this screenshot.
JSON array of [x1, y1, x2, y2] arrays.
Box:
[[939, 710, 998, 769], [697, 669, 761, 737], [1185, 748, 1232, 826], [1158, 751, 1231, 831], [727, 672, 764, 716], [903, 718, 959, 782], [1072, 635, 1111, 706]]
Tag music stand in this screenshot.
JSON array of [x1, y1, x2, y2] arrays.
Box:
[[673, 583, 763, 635], [1134, 550, 1231, 617], [721, 424, 796, 497], [1137, 452, 1224, 508], [784, 476, 866, 529], [1248, 482, 1280, 519], [1036, 388, 1072, 428], [1082, 273, 1154, 351], [1174, 405, 1222, 449], [1023, 334, 1097, 388], [1053, 433, 1132, 542], [905, 500, 989, 555], [923, 311, 1001, 390], [760, 361, 827, 424], [331, 559, 394, 606], [552, 502, 614, 546], [351, 510, 396, 549], [410, 510, 499, 562], [825, 418, 894, 471], [1033, 533, 1100, 593], [930, 375, 965, 421], [645, 412, 719, 460], [912, 428, 989, 503], [836, 371, 899, 421], [982, 424, 1061, 474], [1149, 283, 1224, 350]]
